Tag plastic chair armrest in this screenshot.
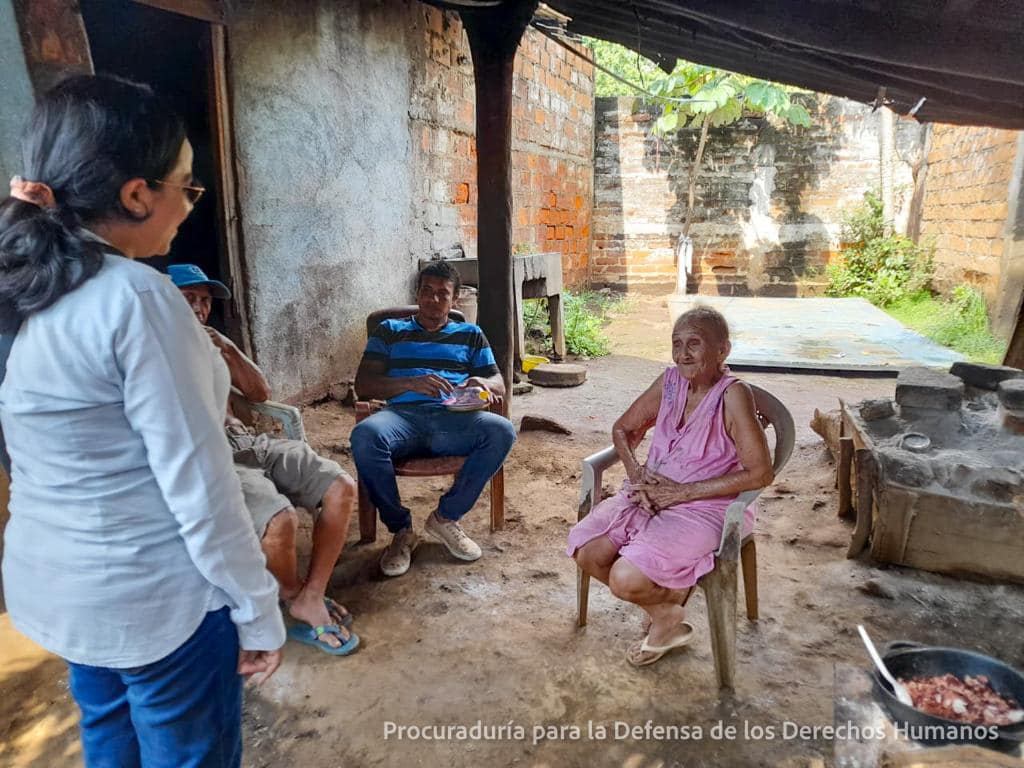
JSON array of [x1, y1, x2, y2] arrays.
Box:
[[578, 445, 620, 522]]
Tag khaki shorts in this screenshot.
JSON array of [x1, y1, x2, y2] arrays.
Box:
[[227, 427, 348, 539]]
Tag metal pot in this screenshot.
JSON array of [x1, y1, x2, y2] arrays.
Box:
[[872, 641, 1024, 753]]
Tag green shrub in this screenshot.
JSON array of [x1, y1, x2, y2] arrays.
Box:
[[523, 291, 630, 358], [886, 286, 1007, 364], [826, 192, 933, 306]]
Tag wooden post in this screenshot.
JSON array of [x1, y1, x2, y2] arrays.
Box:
[[847, 448, 876, 558], [1007, 308, 1024, 369], [461, 1, 537, 389], [838, 436, 853, 518], [12, 0, 94, 94]]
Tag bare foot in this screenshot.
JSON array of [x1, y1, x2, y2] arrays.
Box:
[[289, 588, 350, 649], [323, 596, 352, 626]]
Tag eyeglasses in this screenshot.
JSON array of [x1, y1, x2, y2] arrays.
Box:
[[153, 178, 206, 205]]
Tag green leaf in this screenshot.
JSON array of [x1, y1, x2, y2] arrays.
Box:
[[744, 81, 768, 108], [708, 99, 743, 127], [784, 103, 812, 127], [656, 111, 679, 132]]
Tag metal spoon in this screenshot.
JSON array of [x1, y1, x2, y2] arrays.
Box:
[[858, 624, 915, 707]]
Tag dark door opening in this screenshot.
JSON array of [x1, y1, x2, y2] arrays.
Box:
[[79, 0, 240, 339]]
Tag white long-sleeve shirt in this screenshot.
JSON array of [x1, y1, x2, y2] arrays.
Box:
[[0, 253, 285, 667]]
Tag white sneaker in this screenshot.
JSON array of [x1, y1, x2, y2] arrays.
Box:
[[424, 512, 482, 562], [380, 527, 419, 577]]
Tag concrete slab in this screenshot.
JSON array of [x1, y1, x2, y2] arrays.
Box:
[[668, 295, 963, 374]]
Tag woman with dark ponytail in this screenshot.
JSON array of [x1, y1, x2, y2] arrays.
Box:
[[0, 75, 284, 767]]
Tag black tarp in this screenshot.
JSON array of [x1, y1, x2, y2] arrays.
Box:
[[545, 0, 1024, 128]]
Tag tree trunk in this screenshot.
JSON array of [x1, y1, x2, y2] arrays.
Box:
[[675, 115, 711, 295], [879, 92, 895, 233]]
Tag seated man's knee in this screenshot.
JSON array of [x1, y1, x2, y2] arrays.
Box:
[[349, 421, 374, 454], [483, 415, 517, 452], [264, 507, 298, 542], [324, 474, 357, 505]]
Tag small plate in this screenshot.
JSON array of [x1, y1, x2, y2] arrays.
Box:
[[445, 401, 490, 412]]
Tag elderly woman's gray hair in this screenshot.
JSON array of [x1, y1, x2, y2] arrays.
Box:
[[672, 305, 730, 345]]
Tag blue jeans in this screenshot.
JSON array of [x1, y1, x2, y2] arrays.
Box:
[[67, 608, 242, 768], [350, 405, 517, 533]]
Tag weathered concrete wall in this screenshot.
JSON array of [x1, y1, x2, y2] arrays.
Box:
[[918, 124, 1021, 312], [0, 0, 38, 180], [592, 96, 923, 295], [409, 8, 594, 288], [230, 1, 595, 400], [229, 0, 421, 402]]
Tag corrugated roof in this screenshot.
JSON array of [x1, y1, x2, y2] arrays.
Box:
[[544, 0, 1024, 128]]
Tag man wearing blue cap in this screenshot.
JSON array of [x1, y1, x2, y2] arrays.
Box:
[[169, 264, 360, 656]]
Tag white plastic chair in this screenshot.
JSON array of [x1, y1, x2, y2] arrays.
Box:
[[575, 383, 795, 689]]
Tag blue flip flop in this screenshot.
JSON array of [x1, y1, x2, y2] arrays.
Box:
[[288, 623, 360, 656], [323, 597, 353, 628]]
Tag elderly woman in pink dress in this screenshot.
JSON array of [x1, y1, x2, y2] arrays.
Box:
[[567, 306, 773, 666]]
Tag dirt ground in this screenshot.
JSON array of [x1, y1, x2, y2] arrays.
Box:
[[3, 296, 1023, 768]]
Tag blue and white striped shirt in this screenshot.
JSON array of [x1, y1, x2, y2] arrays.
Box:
[[362, 316, 499, 405]]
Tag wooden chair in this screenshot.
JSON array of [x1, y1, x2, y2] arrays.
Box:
[[574, 383, 795, 689], [354, 306, 507, 544]]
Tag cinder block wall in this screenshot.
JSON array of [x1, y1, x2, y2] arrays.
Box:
[[592, 96, 923, 296]]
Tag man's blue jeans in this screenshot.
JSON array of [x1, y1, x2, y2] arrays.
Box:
[[66, 608, 242, 768], [350, 405, 517, 533]]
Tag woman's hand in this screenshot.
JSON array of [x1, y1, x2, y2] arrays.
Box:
[[630, 476, 691, 513], [238, 648, 283, 685]]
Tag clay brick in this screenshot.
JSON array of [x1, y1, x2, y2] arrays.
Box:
[[426, 7, 445, 35], [453, 182, 470, 204]]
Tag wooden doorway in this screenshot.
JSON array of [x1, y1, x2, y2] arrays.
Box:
[[79, 0, 250, 352]]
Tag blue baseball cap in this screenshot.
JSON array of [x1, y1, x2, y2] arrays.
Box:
[[167, 264, 231, 299]]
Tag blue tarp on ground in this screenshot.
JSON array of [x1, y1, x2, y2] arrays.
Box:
[[667, 296, 962, 374]]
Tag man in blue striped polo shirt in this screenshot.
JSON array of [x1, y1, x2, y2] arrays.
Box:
[[351, 261, 517, 577]]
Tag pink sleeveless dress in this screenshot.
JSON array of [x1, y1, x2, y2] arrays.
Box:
[[566, 366, 756, 590]]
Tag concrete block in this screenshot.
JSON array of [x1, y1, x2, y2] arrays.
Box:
[[859, 398, 895, 421], [895, 367, 964, 410], [950, 361, 1023, 390], [998, 379, 1024, 411], [877, 448, 934, 488]]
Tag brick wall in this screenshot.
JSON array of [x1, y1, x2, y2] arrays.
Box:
[[409, 8, 594, 288], [592, 96, 922, 295], [918, 125, 1020, 305]]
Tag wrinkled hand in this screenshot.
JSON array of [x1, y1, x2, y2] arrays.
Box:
[[238, 649, 282, 685], [407, 374, 454, 398], [627, 466, 658, 513], [630, 475, 688, 513]]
